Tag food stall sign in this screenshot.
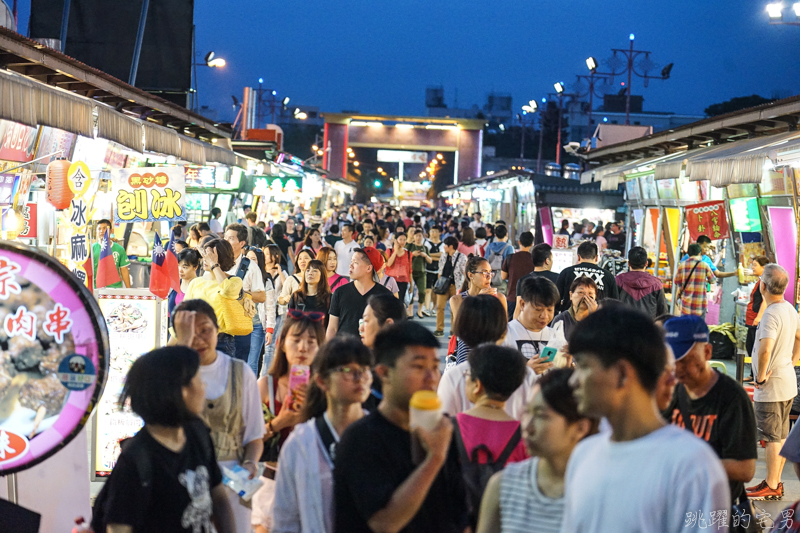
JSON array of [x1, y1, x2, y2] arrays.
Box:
[[472, 189, 504, 202], [92, 290, 166, 477], [685, 201, 730, 241], [112, 167, 186, 223], [253, 175, 304, 197], [377, 150, 428, 164], [17, 204, 37, 239], [0, 241, 109, 475], [0, 121, 38, 163], [553, 235, 570, 249], [729, 198, 762, 233], [184, 165, 216, 188]]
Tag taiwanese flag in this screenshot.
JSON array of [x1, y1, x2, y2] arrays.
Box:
[[149, 233, 170, 299], [95, 228, 121, 289], [165, 231, 182, 293]]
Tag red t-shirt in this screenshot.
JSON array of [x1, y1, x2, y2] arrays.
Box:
[[455, 413, 528, 465], [745, 281, 763, 326]]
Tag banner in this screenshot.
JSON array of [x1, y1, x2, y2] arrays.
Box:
[[685, 201, 729, 242], [112, 167, 186, 223]]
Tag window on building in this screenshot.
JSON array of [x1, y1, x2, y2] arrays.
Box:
[[611, 120, 618, 124], [634, 121, 640, 125]]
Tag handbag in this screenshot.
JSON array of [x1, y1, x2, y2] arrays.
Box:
[[234, 258, 257, 319], [433, 275, 453, 295]]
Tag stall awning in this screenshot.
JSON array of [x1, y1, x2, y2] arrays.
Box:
[[686, 131, 800, 186], [180, 136, 207, 166], [97, 103, 144, 153], [0, 68, 93, 137]]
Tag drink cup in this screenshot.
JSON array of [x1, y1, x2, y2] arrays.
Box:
[[409, 391, 442, 464]]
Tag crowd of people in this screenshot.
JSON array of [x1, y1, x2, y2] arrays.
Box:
[[90, 204, 800, 533]]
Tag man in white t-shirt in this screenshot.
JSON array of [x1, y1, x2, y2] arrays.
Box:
[[562, 306, 729, 532], [334, 223, 360, 278], [224, 224, 266, 365], [747, 264, 800, 500], [504, 276, 558, 371]]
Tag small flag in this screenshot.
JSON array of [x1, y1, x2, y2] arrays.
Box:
[[95, 228, 121, 289], [149, 233, 170, 299], [83, 255, 93, 290], [165, 230, 182, 293]]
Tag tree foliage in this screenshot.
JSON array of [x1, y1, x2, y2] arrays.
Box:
[[704, 95, 775, 117]]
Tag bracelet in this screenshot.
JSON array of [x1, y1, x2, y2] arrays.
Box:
[[210, 263, 220, 270]]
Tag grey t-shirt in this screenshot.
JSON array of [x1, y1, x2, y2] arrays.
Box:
[[752, 300, 800, 403]]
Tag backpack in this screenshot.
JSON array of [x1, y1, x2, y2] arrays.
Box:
[[453, 420, 522, 527], [91, 422, 214, 532], [486, 244, 512, 288]]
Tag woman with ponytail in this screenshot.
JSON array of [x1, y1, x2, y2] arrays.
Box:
[[270, 337, 373, 533]]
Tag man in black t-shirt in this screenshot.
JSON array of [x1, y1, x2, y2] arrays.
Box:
[[663, 316, 757, 503], [605, 222, 626, 252], [327, 247, 391, 339], [555, 241, 618, 312], [334, 322, 469, 533]]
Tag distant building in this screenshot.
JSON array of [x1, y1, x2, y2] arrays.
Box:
[[565, 94, 703, 143], [425, 86, 510, 124]]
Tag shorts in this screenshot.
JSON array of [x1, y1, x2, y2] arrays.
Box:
[[755, 399, 794, 442], [426, 272, 438, 288]]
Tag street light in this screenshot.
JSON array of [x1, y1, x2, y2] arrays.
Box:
[[203, 51, 226, 68], [586, 56, 598, 72], [437, 153, 444, 160], [353, 161, 360, 167], [293, 108, 307, 120], [377, 167, 383, 173], [282, 97, 290, 106], [767, 2, 785, 18], [554, 82, 565, 94]]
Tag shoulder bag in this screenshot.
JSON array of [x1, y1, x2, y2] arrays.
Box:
[[674, 260, 700, 316]]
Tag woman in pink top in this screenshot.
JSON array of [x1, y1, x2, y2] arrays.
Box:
[[385, 233, 412, 303], [455, 343, 528, 465], [458, 227, 481, 257], [318, 247, 348, 293]]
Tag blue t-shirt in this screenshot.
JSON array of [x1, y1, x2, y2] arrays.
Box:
[[680, 254, 717, 272]]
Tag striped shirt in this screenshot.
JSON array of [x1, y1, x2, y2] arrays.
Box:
[[499, 457, 564, 533]]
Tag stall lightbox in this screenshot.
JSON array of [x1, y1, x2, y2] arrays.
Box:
[[729, 198, 762, 233]]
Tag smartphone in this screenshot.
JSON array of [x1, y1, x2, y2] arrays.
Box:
[[540, 346, 558, 363]]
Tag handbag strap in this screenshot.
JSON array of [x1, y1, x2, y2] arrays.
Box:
[[679, 260, 701, 296], [315, 414, 338, 463], [268, 375, 276, 415]]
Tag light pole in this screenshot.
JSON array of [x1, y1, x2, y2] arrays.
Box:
[[766, 2, 800, 24], [574, 56, 614, 135], [553, 84, 580, 166], [594, 34, 673, 125], [191, 51, 226, 112], [518, 100, 539, 160]]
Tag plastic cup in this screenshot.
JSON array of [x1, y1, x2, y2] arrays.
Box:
[[409, 391, 442, 463]]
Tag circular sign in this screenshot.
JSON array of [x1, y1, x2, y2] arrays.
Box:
[[0, 241, 109, 475]]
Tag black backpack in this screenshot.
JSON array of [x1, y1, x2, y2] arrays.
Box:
[[453, 420, 521, 527]]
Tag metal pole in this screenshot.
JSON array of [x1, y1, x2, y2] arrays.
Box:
[[520, 116, 525, 159], [128, 0, 150, 86], [587, 74, 594, 136], [625, 38, 633, 125], [536, 112, 544, 173], [399, 161, 404, 182], [654, 207, 664, 293], [6, 473, 18, 504], [59, 0, 71, 53], [556, 94, 563, 165], [191, 26, 197, 112]]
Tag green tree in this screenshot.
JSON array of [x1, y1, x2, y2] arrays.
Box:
[[704, 95, 775, 117]]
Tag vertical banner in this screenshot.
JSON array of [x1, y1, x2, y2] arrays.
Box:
[[112, 168, 186, 223], [18, 204, 37, 238], [65, 162, 96, 289], [685, 201, 730, 242], [768, 206, 797, 305]]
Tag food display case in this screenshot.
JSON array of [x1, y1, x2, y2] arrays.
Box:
[[91, 288, 167, 479]]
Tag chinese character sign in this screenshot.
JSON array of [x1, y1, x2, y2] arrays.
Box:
[[0, 242, 108, 475], [685, 201, 730, 242], [112, 167, 186, 223], [17, 203, 36, 238]]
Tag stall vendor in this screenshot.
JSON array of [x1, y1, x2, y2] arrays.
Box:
[[680, 235, 737, 280]]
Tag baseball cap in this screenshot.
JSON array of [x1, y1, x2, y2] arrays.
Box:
[[362, 246, 384, 276], [663, 315, 710, 360]]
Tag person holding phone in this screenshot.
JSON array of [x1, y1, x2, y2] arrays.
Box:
[[552, 277, 598, 340], [504, 277, 559, 375]]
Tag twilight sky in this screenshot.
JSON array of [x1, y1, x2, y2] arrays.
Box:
[[15, 0, 800, 123]]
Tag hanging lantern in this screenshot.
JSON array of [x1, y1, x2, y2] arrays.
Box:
[[46, 158, 73, 210]]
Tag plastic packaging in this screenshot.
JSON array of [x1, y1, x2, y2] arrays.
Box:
[[221, 463, 265, 502], [288, 364, 310, 408]]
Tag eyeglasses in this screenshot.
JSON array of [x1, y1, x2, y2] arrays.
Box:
[[331, 365, 372, 382], [286, 309, 326, 322], [471, 270, 494, 278]]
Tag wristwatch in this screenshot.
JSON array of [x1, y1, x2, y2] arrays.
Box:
[[210, 263, 220, 270]]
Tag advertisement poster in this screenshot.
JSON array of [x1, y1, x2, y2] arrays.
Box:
[[685, 201, 730, 241], [729, 197, 762, 233], [112, 167, 186, 223], [94, 294, 163, 476], [0, 242, 108, 475]]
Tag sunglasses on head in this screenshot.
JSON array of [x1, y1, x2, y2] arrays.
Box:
[[286, 309, 326, 322]]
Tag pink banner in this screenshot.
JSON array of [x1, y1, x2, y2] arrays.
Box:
[[540, 207, 553, 246], [767, 206, 797, 304]]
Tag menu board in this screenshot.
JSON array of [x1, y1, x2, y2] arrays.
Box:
[[0, 241, 109, 475], [93, 290, 167, 477], [656, 179, 678, 200], [551, 249, 575, 274]]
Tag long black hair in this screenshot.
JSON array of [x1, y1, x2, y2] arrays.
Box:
[[248, 247, 268, 285], [460, 255, 490, 292], [302, 336, 373, 421]]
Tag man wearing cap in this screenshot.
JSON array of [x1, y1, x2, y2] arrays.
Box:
[[663, 315, 757, 506], [746, 264, 800, 501], [326, 247, 392, 340]]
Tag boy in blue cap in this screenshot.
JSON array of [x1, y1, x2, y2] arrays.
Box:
[[663, 315, 758, 503]]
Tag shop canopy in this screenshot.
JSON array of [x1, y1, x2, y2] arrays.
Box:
[[586, 153, 682, 191]]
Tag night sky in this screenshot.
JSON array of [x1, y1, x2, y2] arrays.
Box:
[[14, 1, 800, 123]]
